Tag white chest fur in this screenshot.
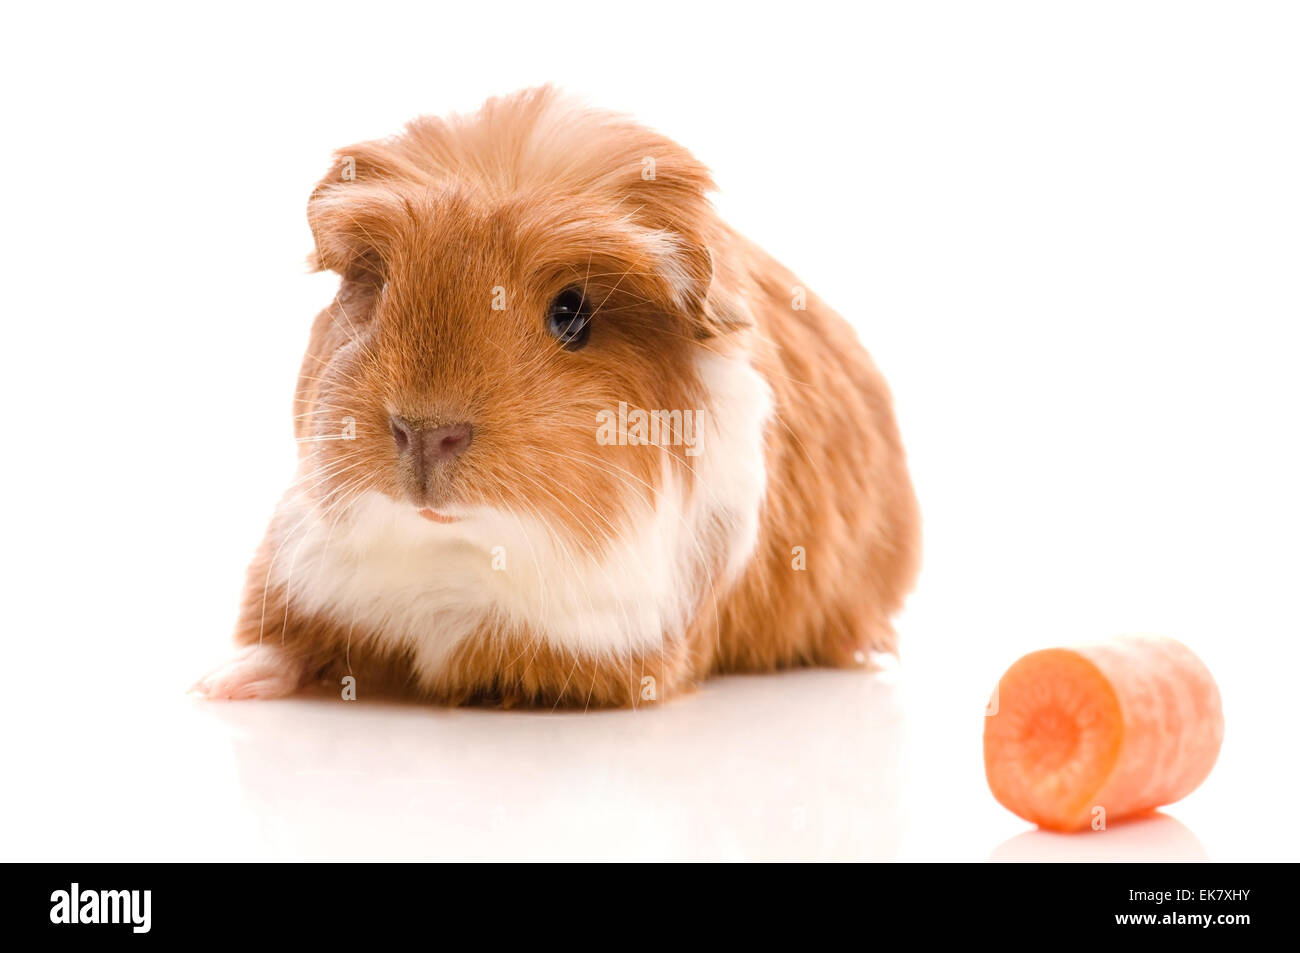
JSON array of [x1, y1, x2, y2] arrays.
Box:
[[268, 351, 773, 681]]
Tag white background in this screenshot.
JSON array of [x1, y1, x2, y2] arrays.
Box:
[[1, 1, 1297, 861]]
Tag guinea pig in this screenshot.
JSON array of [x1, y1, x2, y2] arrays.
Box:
[[194, 87, 921, 708]]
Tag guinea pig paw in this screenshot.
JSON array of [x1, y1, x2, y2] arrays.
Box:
[[191, 644, 306, 700]]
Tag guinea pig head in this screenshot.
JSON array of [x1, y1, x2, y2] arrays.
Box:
[[294, 90, 749, 558]]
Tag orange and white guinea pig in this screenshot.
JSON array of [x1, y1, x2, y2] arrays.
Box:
[[195, 87, 921, 708]]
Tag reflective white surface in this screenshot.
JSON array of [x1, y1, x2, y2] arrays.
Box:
[[6, 667, 906, 862], [2, 644, 1289, 861]]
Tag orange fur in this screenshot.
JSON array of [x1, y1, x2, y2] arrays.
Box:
[[204, 87, 920, 709]]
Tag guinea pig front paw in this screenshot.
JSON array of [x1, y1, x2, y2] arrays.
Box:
[[191, 644, 307, 700]]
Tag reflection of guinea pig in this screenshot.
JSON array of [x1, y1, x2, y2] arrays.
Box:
[[195, 87, 920, 708]]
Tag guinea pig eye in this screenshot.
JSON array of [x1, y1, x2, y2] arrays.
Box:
[[546, 288, 591, 351]]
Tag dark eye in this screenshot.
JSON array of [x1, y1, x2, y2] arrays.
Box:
[[546, 288, 591, 351]]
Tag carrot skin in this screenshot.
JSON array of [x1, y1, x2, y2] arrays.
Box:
[[984, 635, 1224, 831]]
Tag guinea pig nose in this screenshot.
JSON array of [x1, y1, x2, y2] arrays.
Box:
[[390, 415, 415, 454], [390, 416, 473, 467], [425, 422, 473, 462]]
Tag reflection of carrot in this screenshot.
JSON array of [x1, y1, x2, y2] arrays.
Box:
[[983, 635, 1224, 832]]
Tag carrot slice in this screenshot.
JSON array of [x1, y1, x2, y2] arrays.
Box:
[[983, 635, 1224, 832]]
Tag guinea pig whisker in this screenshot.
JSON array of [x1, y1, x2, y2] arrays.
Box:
[[291, 410, 361, 430], [278, 450, 368, 492], [256, 454, 372, 645], [550, 654, 583, 713], [299, 347, 379, 393], [292, 404, 354, 417], [295, 373, 368, 390], [575, 270, 664, 281], [589, 261, 639, 320], [326, 294, 366, 349], [278, 471, 372, 644]]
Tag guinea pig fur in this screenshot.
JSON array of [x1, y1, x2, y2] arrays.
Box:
[[195, 87, 921, 708]]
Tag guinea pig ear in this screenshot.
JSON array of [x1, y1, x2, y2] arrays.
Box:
[[613, 147, 752, 338], [659, 237, 753, 339], [305, 154, 416, 283]]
